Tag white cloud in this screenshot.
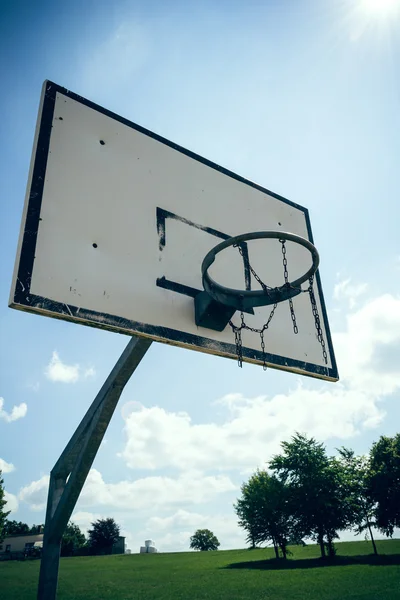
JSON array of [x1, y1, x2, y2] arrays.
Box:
[[119, 294, 400, 473], [71, 512, 134, 550], [0, 397, 27, 422], [18, 475, 49, 511], [334, 277, 368, 309], [119, 387, 383, 473], [334, 294, 400, 395], [0, 458, 15, 474], [45, 351, 79, 383], [4, 491, 19, 514], [148, 509, 207, 532], [70, 511, 103, 535], [149, 530, 192, 553], [16, 293, 400, 552], [84, 367, 96, 379], [144, 509, 245, 552], [79, 469, 236, 510], [18, 469, 236, 513], [44, 351, 96, 383]]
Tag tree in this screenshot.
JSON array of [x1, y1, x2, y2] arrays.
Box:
[[235, 470, 292, 559], [368, 434, 400, 537], [190, 529, 220, 551], [61, 522, 87, 557], [234, 482, 259, 551], [0, 471, 11, 544], [270, 433, 347, 558], [3, 521, 45, 537], [337, 448, 378, 555], [3, 520, 30, 536], [88, 518, 120, 555]]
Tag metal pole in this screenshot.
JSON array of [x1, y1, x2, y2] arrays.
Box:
[[37, 335, 152, 600]]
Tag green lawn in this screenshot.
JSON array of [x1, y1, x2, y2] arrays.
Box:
[[1, 540, 399, 600]]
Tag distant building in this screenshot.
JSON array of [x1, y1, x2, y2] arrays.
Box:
[[0, 533, 43, 556], [0, 533, 126, 558], [112, 536, 126, 554], [140, 539, 158, 554]]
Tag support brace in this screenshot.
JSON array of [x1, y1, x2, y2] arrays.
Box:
[[37, 335, 152, 600]]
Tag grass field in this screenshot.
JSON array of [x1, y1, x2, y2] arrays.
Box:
[[1, 539, 399, 600]]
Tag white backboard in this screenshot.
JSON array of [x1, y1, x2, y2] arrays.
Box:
[[10, 81, 338, 381]]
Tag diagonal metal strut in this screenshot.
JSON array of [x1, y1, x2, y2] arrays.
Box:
[[37, 335, 152, 600]]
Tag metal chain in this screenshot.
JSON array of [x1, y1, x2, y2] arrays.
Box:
[[260, 331, 266, 370], [228, 240, 327, 369], [308, 276, 328, 364], [229, 303, 277, 370], [280, 239, 298, 334], [233, 325, 243, 368], [288, 298, 298, 333], [280, 238, 289, 283], [260, 302, 278, 370], [233, 243, 272, 293]]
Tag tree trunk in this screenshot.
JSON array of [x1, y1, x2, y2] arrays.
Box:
[[366, 518, 378, 555], [318, 533, 326, 558], [326, 533, 335, 558], [272, 537, 279, 559], [278, 538, 287, 559]]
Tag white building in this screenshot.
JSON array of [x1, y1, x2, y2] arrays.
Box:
[[140, 539, 158, 554], [0, 533, 43, 556]]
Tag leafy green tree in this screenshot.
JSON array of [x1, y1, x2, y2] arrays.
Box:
[[270, 433, 347, 558], [4, 520, 30, 536], [337, 448, 377, 554], [368, 434, 400, 537], [235, 470, 292, 559], [88, 518, 120, 555], [190, 529, 220, 551], [3, 521, 45, 537], [61, 522, 87, 557], [0, 471, 11, 544], [234, 483, 259, 551]]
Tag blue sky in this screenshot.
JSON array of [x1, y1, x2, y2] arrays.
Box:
[[1, 0, 400, 552]]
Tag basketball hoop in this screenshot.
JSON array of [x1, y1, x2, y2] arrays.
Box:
[[201, 231, 319, 311], [194, 230, 327, 369]]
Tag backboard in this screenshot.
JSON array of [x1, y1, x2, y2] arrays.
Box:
[[10, 81, 338, 381]]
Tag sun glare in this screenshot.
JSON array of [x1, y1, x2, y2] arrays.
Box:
[[362, 0, 400, 17], [346, 0, 400, 41]]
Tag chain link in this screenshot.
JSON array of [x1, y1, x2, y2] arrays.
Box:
[[228, 240, 327, 369], [308, 276, 328, 364], [280, 239, 298, 334], [280, 238, 289, 282], [233, 325, 243, 367], [260, 331, 266, 370], [233, 243, 272, 293], [229, 303, 277, 370]]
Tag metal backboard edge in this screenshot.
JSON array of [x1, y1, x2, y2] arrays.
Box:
[[304, 210, 339, 381], [9, 80, 339, 381]]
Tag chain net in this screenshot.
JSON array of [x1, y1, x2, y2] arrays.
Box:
[[229, 240, 328, 369]]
